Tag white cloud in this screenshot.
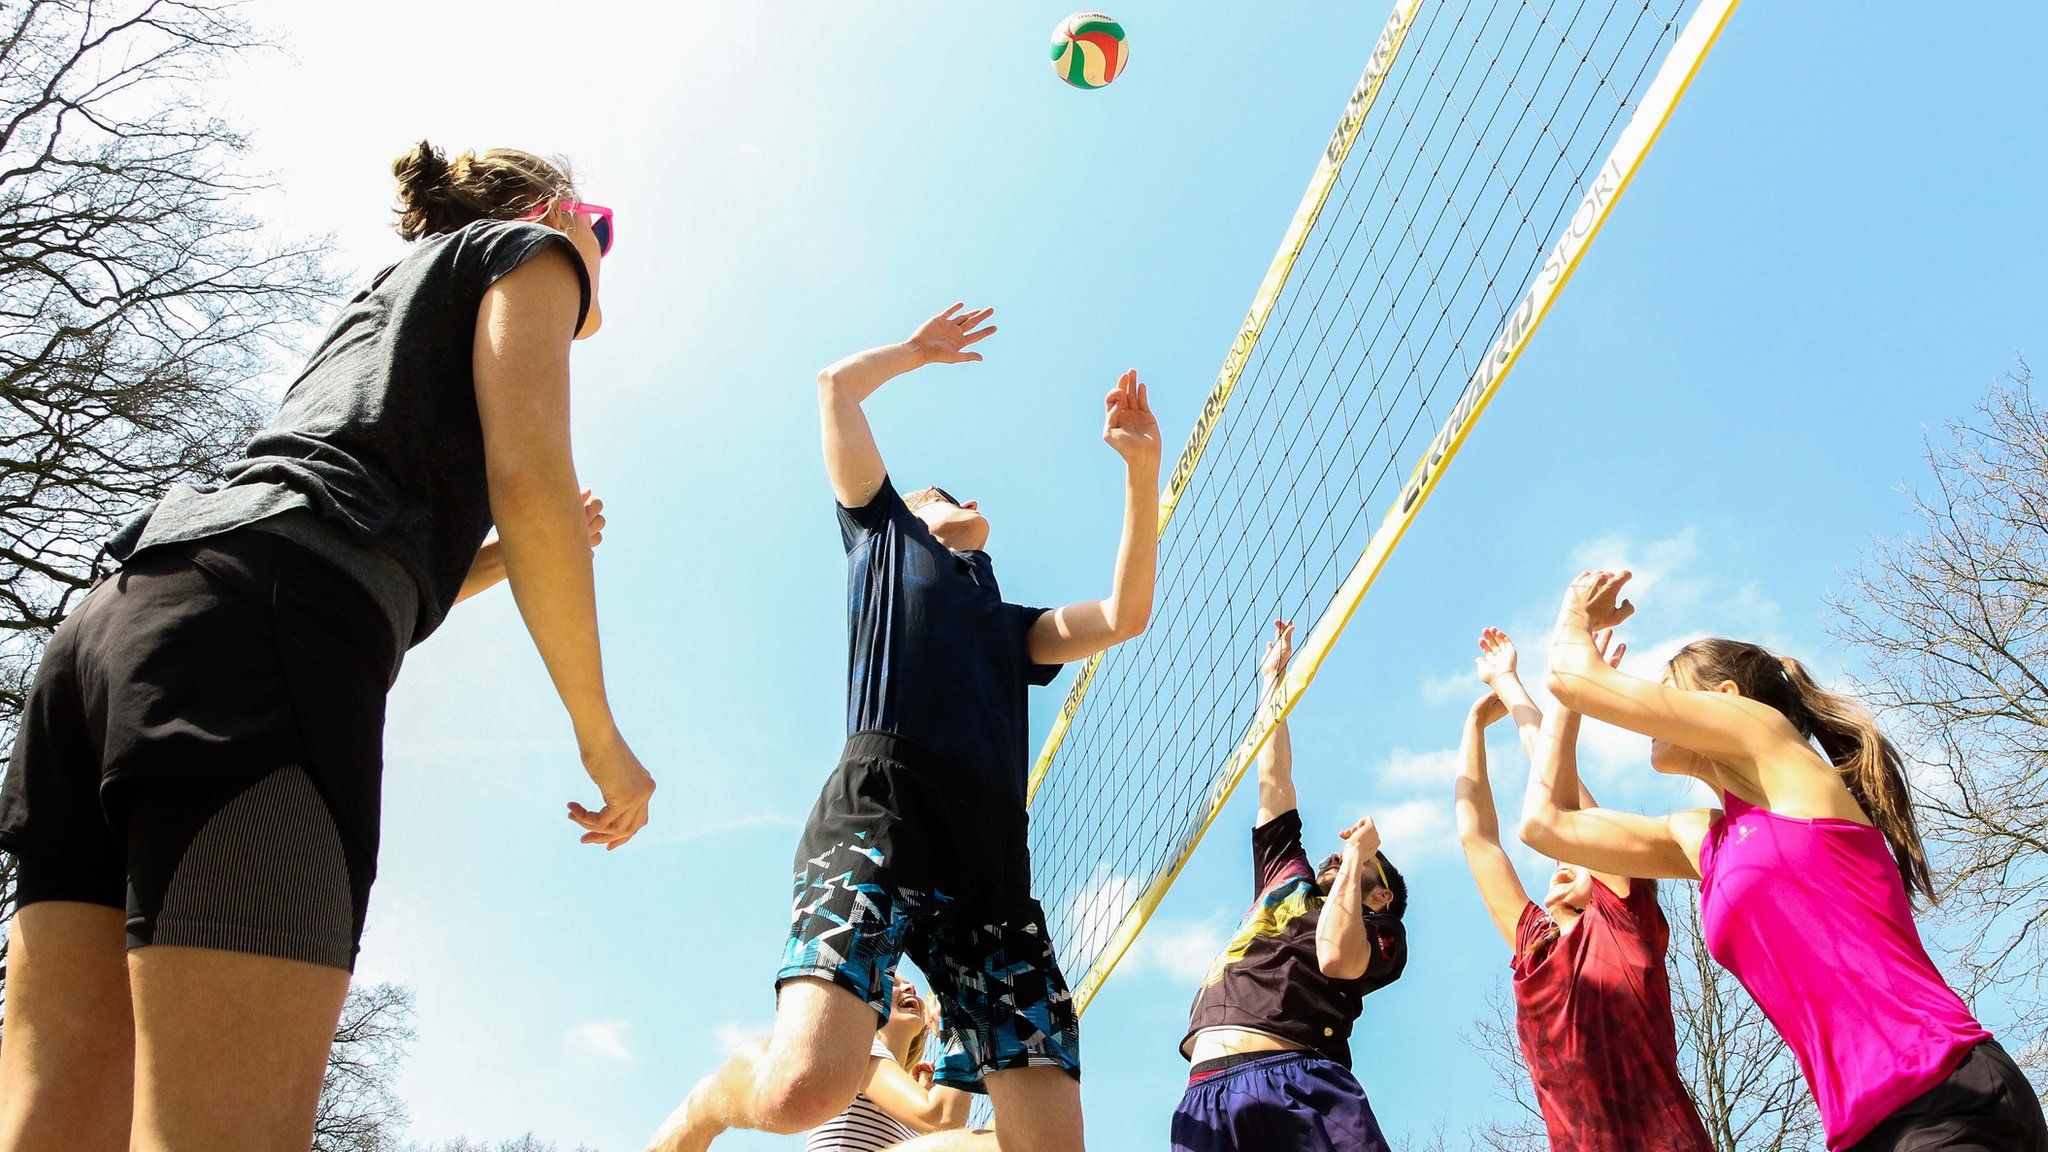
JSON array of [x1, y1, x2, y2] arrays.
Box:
[[1372, 798, 1455, 863], [713, 1021, 767, 1056], [1419, 666, 1477, 705], [1124, 916, 1227, 984], [565, 1019, 634, 1064], [1376, 746, 1464, 789], [1063, 867, 1141, 958]]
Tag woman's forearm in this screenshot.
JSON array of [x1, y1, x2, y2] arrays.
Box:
[[455, 539, 507, 604], [490, 468, 615, 744], [1455, 717, 1500, 845]]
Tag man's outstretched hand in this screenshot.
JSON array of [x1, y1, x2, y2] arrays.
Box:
[[907, 303, 997, 365], [1103, 368, 1161, 468]]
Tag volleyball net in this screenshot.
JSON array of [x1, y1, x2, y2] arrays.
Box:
[[1027, 0, 1739, 1015]]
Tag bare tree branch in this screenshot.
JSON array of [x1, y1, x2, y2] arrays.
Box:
[[1829, 362, 2048, 1087], [0, 0, 339, 1044], [1460, 887, 1822, 1151]]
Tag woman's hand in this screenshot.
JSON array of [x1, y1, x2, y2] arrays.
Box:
[[1593, 628, 1627, 669], [1469, 691, 1509, 727], [569, 727, 655, 850], [906, 303, 996, 365], [1102, 369, 1161, 470], [1560, 569, 1636, 631], [579, 489, 606, 548], [1474, 627, 1517, 686]]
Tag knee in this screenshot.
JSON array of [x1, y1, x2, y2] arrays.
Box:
[[754, 1069, 856, 1134]]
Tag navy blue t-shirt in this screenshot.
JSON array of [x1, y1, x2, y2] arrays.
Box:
[[839, 478, 1061, 806]]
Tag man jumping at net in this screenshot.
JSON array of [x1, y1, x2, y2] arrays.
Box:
[[648, 303, 1161, 1152], [1173, 620, 1410, 1152]]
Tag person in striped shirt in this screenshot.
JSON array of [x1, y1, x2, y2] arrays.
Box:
[[807, 975, 972, 1152]]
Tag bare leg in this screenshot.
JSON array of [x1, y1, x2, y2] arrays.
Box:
[[128, 944, 351, 1152], [0, 902, 134, 1152], [647, 976, 880, 1152], [885, 1067, 1083, 1152], [987, 1066, 1084, 1152]]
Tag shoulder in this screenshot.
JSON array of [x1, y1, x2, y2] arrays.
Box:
[[449, 219, 588, 337]]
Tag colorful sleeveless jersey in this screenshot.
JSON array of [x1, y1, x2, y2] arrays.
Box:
[[1511, 881, 1711, 1152], [1699, 792, 1989, 1149]]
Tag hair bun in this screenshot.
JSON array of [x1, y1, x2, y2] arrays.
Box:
[[391, 140, 456, 241], [387, 142, 574, 243]]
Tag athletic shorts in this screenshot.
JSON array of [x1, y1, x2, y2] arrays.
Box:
[[1850, 1041, 2048, 1152], [778, 731, 1079, 1094], [0, 531, 401, 971], [1171, 1052, 1392, 1152]]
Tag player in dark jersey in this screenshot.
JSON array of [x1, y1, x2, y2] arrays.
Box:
[[650, 304, 1161, 1152], [1456, 626, 1712, 1152], [1172, 621, 1410, 1152]]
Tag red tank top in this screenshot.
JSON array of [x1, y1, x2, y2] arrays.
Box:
[[1512, 880, 1712, 1152]]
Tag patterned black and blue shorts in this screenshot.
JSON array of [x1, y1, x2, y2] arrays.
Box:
[[777, 732, 1079, 1094]]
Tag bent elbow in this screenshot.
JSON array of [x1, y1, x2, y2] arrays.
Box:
[[1316, 948, 1368, 982], [1517, 815, 1557, 854], [1546, 665, 1593, 710]]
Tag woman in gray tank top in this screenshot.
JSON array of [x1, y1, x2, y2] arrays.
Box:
[[0, 141, 656, 1152]]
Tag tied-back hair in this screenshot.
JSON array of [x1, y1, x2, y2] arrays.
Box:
[[1668, 638, 1932, 903], [390, 140, 575, 241]]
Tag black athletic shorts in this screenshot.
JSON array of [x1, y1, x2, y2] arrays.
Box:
[[778, 732, 1080, 1093], [0, 531, 402, 971], [1850, 1041, 2048, 1152]]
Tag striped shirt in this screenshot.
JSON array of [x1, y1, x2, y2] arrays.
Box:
[[805, 1038, 916, 1152]]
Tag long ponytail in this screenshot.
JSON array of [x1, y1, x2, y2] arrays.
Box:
[[1669, 639, 1932, 903]]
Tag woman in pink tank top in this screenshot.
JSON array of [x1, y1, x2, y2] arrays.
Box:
[[1517, 570, 2046, 1152]]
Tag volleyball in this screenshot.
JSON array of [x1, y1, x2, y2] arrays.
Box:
[[1050, 12, 1128, 90]]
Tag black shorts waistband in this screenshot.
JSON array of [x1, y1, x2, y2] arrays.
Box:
[[842, 731, 955, 776], [1189, 1050, 1314, 1083]]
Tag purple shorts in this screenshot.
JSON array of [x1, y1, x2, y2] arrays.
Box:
[[1171, 1052, 1392, 1152]]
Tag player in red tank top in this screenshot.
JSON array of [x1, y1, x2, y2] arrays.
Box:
[[1454, 627, 1711, 1152]]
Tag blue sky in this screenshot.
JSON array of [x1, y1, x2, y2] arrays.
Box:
[[212, 2, 2047, 1148]]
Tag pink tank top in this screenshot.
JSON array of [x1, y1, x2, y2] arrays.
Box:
[[1699, 793, 1988, 1149]]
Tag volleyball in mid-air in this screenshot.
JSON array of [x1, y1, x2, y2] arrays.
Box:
[[1050, 12, 1128, 90]]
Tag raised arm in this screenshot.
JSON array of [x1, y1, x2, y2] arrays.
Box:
[[1455, 691, 1530, 947], [472, 251, 651, 849], [1316, 815, 1382, 980], [1026, 370, 1162, 664], [1252, 621, 1298, 824], [817, 304, 996, 508], [1519, 674, 1710, 881], [858, 1060, 973, 1135], [1548, 570, 1802, 767]]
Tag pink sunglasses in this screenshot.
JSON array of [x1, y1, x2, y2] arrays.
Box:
[[522, 200, 614, 256]]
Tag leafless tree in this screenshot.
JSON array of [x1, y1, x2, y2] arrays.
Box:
[[0, 0, 338, 1023], [1462, 886, 1821, 1151], [316, 982, 417, 1152], [409, 1139, 598, 1152], [1830, 364, 2048, 1075], [1460, 985, 1547, 1152], [1664, 890, 1823, 1152]]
